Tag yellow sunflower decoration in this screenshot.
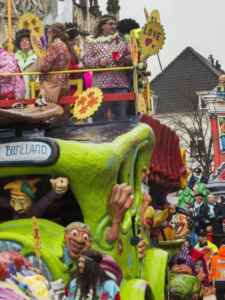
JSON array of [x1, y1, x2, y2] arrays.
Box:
[[18, 13, 44, 36], [73, 88, 103, 120], [17, 13, 46, 57]]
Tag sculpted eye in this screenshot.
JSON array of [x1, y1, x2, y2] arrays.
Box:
[[83, 233, 89, 241], [71, 229, 78, 237]]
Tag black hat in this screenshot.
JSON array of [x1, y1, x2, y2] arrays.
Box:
[[117, 18, 140, 35], [65, 23, 80, 41], [15, 29, 31, 50]]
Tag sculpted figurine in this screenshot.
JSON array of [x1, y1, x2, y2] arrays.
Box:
[[141, 192, 176, 243], [1, 177, 69, 219], [63, 222, 123, 285], [64, 222, 92, 260], [172, 211, 190, 239]]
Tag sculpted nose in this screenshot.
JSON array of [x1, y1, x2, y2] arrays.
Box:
[[76, 235, 84, 243]]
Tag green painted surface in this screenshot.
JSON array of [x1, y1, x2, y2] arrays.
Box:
[[143, 248, 168, 300], [0, 123, 168, 299], [0, 218, 69, 282], [120, 279, 151, 300]]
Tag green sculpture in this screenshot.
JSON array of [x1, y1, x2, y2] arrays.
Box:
[[0, 123, 168, 300]]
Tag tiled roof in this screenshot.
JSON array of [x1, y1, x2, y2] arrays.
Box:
[[151, 47, 223, 113], [152, 47, 221, 83]]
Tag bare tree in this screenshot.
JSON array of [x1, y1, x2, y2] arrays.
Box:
[[168, 109, 212, 181]]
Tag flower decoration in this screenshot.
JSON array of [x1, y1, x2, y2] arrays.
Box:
[[73, 88, 103, 120], [18, 13, 44, 37], [112, 51, 122, 62]]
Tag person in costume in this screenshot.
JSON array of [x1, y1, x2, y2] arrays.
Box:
[[65, 23, 81, 69], [15, 29, 37, 98], [83, 15, 131, 121], [210, 243, 225, 300], [195, 230, 218, 254], [28, 23, 72, 104], [67, 250, 120, 300], [0, 177, 69, 220], [64, 22, 85, 96], [0, 48, 25, 100]]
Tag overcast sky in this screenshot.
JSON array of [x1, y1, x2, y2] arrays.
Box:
[[98, 0, 225, 78]]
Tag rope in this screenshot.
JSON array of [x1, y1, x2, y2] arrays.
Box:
[[0, 66, 134, 77]]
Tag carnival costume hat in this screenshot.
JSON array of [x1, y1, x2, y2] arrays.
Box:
[[117, 18, 140, 35], [4, 178, 40, 200], [15, 29, 31, 50], [193, 182, 209, 200], [65, 23, 80, 41]]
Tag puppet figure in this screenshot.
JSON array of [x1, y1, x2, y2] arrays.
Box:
[[1, 177, 69, 219]]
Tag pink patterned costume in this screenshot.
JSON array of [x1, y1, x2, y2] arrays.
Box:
[[83, 33, 131, 89], [0, 48, 25, 100], [83, 33, 131, 120]]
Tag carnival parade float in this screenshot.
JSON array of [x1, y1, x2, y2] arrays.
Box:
[[0, 2, 192, 300]]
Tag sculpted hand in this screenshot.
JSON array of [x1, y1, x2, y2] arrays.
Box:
[[109, 183, 134, 223], [50, 177, 69, 195], [106, 183, 133, 243]]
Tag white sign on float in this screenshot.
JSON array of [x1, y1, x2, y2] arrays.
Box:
[[0, 141, 52, 163]]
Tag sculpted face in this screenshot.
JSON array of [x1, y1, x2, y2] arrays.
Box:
[[10, 194, 32, 213], [65, 225, 91, 259]]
